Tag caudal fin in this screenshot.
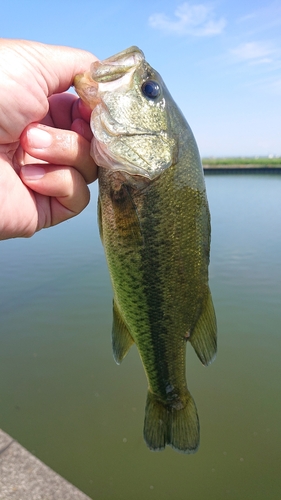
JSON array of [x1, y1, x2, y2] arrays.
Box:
[[143, 390, 199, 454]]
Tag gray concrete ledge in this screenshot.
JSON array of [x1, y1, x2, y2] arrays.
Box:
[[0, 429, 91, 500]]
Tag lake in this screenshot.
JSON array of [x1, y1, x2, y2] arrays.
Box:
[[0, 174, 280, 499]]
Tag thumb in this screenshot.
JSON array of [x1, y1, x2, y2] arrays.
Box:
[[33, 41, 98, 96], [0, 39, 98, 143]]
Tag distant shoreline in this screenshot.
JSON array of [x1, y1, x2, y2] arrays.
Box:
[[202, 157, 281, 174]]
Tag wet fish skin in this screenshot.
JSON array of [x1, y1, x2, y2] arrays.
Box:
[[74, 47, 217, 454]]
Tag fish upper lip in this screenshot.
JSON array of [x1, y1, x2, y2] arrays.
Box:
[[103, 45, 144, 64], [90, 46, 144, 83]]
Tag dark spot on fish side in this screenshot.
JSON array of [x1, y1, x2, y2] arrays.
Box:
[[110, 185, 127, 204]]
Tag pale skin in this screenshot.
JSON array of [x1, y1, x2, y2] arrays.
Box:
[[0, 39, 99, 240]]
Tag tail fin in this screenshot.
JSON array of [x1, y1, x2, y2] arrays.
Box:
[[143, 390, 199, 454]]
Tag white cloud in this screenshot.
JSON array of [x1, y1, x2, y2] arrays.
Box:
[[148, 2, 226, 37], [231, 42, 275, 65], [237, 2, 281, 32]]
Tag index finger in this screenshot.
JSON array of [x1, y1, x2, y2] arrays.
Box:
[[21, 124, 97, 184]]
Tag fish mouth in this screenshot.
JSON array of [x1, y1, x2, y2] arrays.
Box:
[[90, 46, 144, 83], [74, 46, 144, 108]]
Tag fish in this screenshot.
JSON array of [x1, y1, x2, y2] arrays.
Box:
[[74, 46, 217, 454]]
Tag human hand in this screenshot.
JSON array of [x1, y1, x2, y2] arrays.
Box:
[[0, 39, 98, 240]]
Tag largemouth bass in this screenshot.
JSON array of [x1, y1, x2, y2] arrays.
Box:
[[74, 46, 217, 454]]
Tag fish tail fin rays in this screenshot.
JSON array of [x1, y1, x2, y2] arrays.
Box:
[[112, 300, 134, 364], [189, 288, 217, 366], [170, 395, 199, 453], [143, 390, 200, 454]]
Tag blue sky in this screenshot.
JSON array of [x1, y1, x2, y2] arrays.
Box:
[[1, 0, 281, 157]]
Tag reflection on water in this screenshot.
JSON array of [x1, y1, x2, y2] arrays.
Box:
[[0, 176, 281, 499]]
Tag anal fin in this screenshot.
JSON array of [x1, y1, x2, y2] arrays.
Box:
[[112, 300, 134, 364], [189, 288, 217, 366]]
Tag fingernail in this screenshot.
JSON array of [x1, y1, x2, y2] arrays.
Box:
[[21, 166, 46, 180], [27, 127, 52, 148]]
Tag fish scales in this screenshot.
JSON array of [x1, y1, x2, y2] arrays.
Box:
[[74, 46, 217, 454]]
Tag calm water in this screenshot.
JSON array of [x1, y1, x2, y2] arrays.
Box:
[[0, 175, 281, 499]]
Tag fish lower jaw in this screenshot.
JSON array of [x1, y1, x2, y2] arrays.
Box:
[[92, 139, 158, 180]]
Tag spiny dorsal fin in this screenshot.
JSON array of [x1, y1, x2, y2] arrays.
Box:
[[189, 288, 217, 366], [112, 300, 134, 365]]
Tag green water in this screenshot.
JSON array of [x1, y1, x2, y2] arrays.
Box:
[[0, 175, 280, 499]]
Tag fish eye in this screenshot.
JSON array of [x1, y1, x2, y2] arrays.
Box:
[[141, 80, 161, 99]]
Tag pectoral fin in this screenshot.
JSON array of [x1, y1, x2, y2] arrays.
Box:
[[189, 288, 217, 366], [112, 300, 134, 364]]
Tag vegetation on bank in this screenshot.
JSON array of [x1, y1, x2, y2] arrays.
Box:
[[202, 157, 281, 166]]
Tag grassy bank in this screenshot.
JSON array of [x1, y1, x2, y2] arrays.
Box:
[[202, 157, 281, 168]]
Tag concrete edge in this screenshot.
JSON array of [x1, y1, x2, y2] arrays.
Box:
[[0, 429, 91, 500]]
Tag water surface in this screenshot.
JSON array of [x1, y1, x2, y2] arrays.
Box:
[[0, 175, 280, 499]]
